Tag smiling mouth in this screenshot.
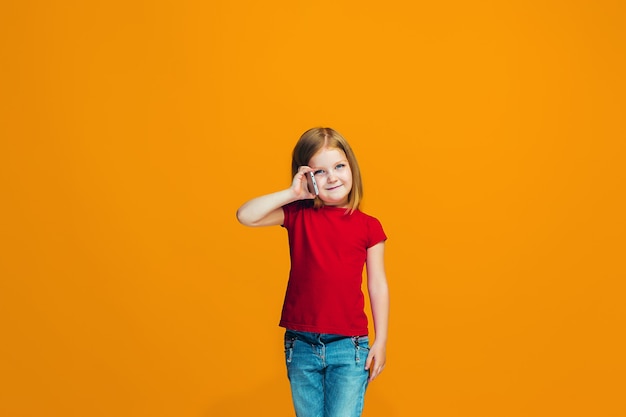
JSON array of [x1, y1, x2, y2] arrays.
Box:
[[326, 185, 343, 191]]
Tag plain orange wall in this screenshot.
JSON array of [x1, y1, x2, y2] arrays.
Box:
[[1, 1, 625, 416]]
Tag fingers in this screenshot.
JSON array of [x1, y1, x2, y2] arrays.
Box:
[[368, 362, 385, 381], [368, 363, 384, 381], [293, 166, 311, 184], [365, 350, 386, 382], [293, 166, 315, 199], [297, 165, 312, 174], [365, 349, 385, 382]]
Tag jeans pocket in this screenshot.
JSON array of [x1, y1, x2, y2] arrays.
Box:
[[284, 333, 297, 364]]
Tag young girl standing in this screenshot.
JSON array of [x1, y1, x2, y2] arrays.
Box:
[[236, 127, 389, 417]]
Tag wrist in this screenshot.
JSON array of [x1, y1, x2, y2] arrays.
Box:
[[372, 336, 387, 345], [283, 187, 300, 203]]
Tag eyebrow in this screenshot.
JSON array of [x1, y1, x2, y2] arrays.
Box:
[[311, 159, 348, 169]]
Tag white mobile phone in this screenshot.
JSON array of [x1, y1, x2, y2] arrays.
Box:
[[306, 171, 319, 195]]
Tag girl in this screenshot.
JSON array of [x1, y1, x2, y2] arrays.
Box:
[[236, 127, 389, 417]]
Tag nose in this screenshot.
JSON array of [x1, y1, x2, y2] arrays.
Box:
[[326, 171, 338, 183]]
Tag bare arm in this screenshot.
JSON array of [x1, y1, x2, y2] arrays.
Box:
[[365, 241, 389, 381], [236, 166, 316, 227]]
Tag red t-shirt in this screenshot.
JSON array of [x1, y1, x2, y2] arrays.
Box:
[[279, 200, 387, 336]]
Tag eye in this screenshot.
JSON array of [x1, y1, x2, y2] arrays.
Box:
[[313, 170, 324, 176], [336, 163, 346, 169]]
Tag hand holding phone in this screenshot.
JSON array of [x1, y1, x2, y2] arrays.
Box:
[[305, 171, 319, 196]]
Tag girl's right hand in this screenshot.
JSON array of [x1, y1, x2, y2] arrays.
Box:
[[237, 168, 315, 227], [291, 166, 317, 200]]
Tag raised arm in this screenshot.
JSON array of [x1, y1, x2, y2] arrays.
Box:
[[236, 166, 316, 227], [364, 241, 389, 381]]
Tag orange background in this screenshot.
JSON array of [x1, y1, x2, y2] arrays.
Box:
[[1, 1, 625, 416]]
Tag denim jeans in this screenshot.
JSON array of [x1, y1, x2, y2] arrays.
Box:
[[283, 330, 370, 417]]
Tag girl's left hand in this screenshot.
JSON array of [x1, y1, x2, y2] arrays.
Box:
[[365, 341, 386, 381]]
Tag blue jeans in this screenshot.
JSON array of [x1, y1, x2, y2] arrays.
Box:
[[283, 330, 370, 417]]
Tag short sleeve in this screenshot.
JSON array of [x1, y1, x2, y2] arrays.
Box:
[[281, 203, 292, 228], [281, 200, 310, 229], [366, 216, 387, 248]]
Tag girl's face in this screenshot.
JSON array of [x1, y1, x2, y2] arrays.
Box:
[[308, 147, 353, 207]]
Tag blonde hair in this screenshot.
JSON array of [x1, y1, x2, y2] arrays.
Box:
[[291, 127, 363, 212]]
